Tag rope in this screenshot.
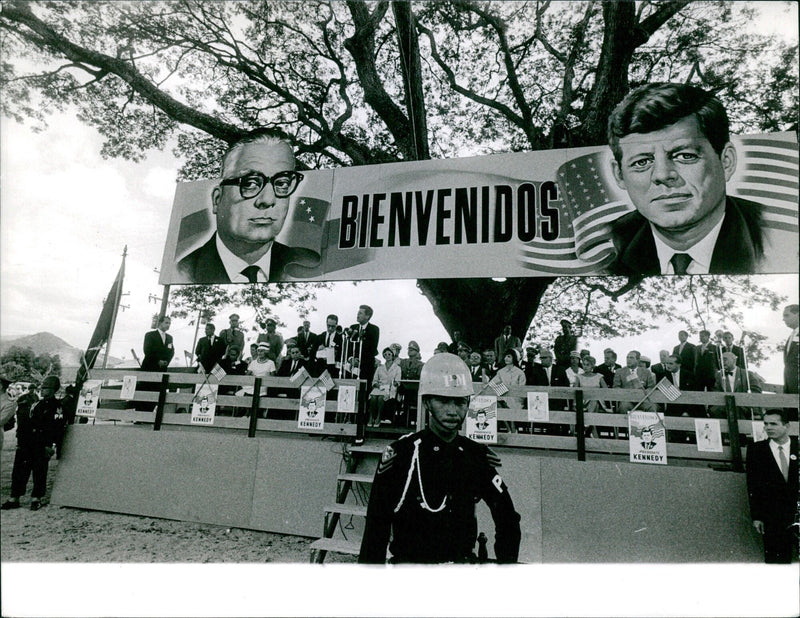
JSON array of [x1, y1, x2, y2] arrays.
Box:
[[394, 438, 447, 514]]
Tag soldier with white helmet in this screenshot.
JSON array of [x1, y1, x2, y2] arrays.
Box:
[[359, 353, 521, 564]]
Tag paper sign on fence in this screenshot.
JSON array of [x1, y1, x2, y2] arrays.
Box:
[[76, 380, 103, 418], [527, 392, 549, 422], [695, 418, 723, 453], [191, 383, 218, 425], [628, 411, 667, 465], [120, 375, 137, 400], [336, 384, 356, 414], [466, 395, 497, 444], [298, 384, 326, 430]]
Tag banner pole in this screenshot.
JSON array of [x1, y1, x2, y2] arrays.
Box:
[[102, 245, 127, 369]]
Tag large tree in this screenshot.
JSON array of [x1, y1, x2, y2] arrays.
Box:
[[1, 0, 796, 353]]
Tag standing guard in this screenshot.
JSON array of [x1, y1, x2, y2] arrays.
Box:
[[1, 375, 65, 511], [359, 353, 521, 564]]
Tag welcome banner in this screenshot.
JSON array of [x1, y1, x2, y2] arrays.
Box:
[[160, 133, 798, 284]]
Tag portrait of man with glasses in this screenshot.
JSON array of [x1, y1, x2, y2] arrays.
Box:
[[176, 128, 305, 283]]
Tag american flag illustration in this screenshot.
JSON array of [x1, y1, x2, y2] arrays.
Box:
[[729, 136, 799, 233], [639, 423, 666, 439], [519, 133, 798, 274], [470, 402, 497, 419]]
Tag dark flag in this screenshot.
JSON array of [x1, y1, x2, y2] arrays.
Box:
[[75, 250, 126, 386]]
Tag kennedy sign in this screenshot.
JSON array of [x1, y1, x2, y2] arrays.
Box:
[[160, 133, 798, 284]]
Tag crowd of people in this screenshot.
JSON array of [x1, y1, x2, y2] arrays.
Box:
[[150, 302, 800, 431]]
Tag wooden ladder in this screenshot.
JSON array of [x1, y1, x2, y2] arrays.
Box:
[[309, 442, 385, 563]]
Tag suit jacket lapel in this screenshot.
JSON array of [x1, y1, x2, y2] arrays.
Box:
[[619, 216, 660, 276], [710, 197, 757, 274], [197, 234, 230, 283]]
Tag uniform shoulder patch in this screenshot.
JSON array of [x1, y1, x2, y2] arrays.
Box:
[[376, 445, 397, 475]]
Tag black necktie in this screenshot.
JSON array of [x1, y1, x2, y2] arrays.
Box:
[[670, 253, 692, 275], [241, 265, 260, 283]]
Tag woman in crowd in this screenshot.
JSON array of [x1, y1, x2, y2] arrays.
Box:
[[496, 349, 526, 387], [575, 355, 611, 438], [245, 342, 276, 396], [496, 349, 526, 433], [368, 347, 401, 427], [565, 351, 582, 387]]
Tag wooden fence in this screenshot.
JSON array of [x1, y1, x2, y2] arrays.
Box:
[[82, 369, 797, 471], [88, 369, 367, 440], [431, 384, 799, 471]]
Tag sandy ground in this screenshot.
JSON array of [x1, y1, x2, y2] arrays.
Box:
[[0, 427, 356, 564]]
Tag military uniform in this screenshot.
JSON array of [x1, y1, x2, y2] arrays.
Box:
[[9, 391, 64, 501], [359, 428, 521, 564]]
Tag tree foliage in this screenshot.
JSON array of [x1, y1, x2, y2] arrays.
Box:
[[169, 282, 332, 334], [1, 0, 796, 358], [0, 346, 62, 383]]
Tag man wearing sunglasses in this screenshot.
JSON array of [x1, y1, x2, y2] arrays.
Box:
[[177, 128, 305, 283]]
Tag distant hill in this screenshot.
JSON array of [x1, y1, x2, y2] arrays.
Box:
[[0, 332, 124, 367]]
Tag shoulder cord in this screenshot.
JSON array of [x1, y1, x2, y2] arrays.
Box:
[[394, 438, 447, 514]]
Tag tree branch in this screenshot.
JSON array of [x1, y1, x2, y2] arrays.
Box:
[[1, 1, 244, 143]]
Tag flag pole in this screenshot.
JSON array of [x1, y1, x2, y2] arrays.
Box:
[[102, 246, 127, 369]]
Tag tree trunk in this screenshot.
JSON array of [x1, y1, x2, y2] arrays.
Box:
[[392, 1, 429, 161], [416, 277, 555, 352]]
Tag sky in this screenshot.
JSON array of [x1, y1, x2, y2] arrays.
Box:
[[0, 1, 798, 385]]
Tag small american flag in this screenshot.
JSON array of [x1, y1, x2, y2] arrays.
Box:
[[317, 370, 335, 392], [210, 364, 227, 383], [656, 377, 681, 401], [290, 366, 311, 384], [487, 378, 509, 397]]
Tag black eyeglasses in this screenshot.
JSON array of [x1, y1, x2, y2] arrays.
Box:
[[219, 171, 304, 199]]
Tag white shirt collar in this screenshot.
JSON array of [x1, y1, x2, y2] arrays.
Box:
[[651, 213, 725, 275], [215, 235, 272, 283]]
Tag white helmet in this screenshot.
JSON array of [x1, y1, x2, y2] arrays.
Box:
[[419, 353, 474, 397]]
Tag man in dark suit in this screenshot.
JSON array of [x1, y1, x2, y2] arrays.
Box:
[[720, 331, 745, 369], [606, 83, 767, 276], [693, 329, 719, 392], [266, 344, 308, 421], [672, 330, 696, 374], [782, 304, 799, 395], [662, 354, 699, 442], [746, 409, 799, 563], [142, 316, 174, 371], [314, 314, 343, 377], [140, 315, 174, 412], [650, 349, 670, 383], [176, 128, 304, 284], [493, 325, 522, 365], [348, 304, 380, 389], [711, 352, 762, 425], [275, 345, 308, 378], [468, 352, 484, 383], [596, 348, 621, 388], [195, 323, 226, 373], [295, 320, 316, 362]]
